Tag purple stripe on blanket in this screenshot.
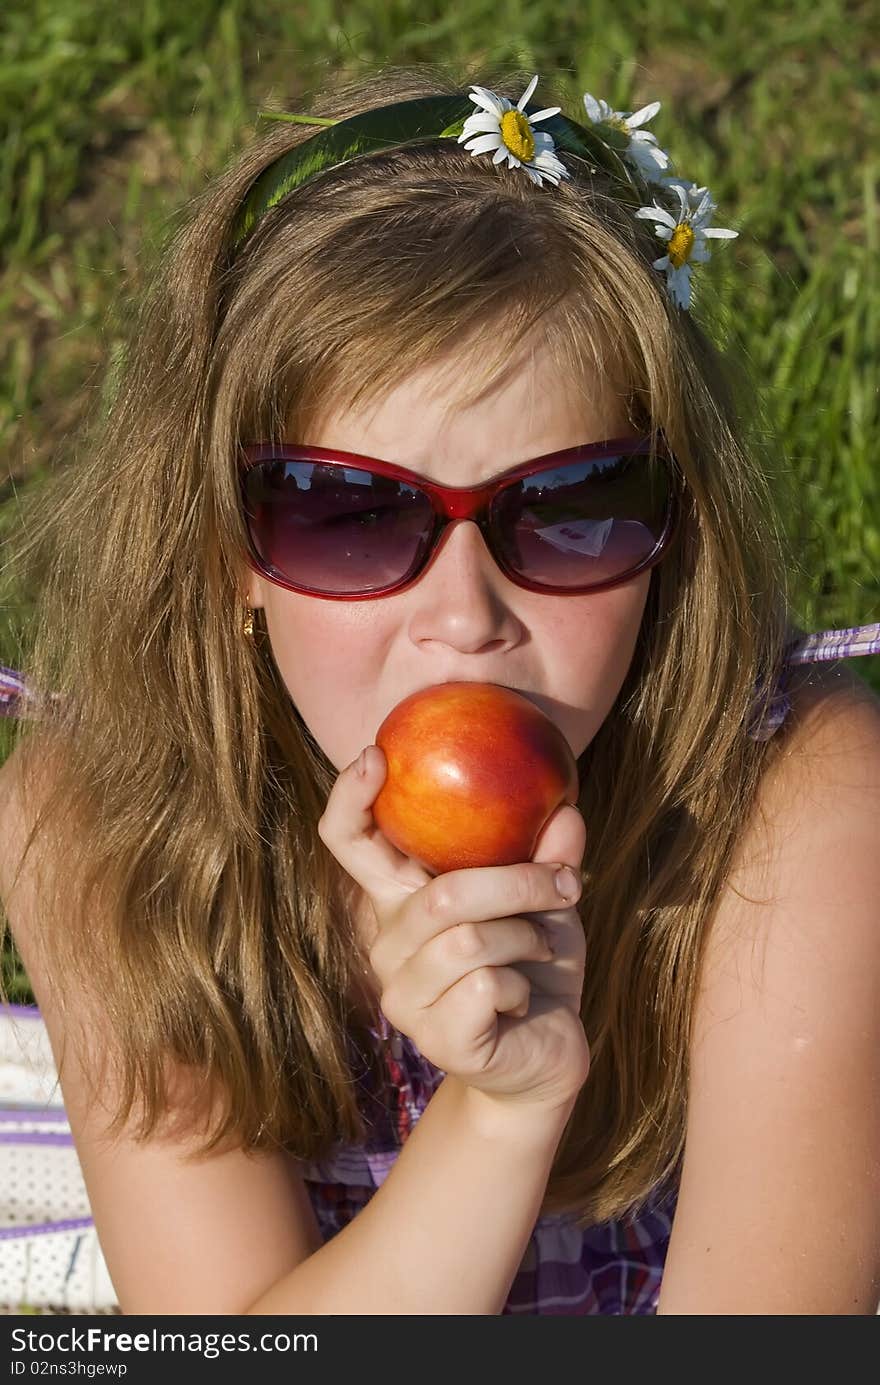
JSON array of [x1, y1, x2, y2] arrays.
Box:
[[0, 1216, 94, 1242], [0, 1131, 74, 1146], [0, 1109, 69, 1124]]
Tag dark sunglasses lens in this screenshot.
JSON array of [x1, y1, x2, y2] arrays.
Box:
[[243, 460, 434, 594], [491, 451, 671, 589]]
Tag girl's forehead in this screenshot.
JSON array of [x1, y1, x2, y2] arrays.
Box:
[[287, 377, 636, 490], [286, 332, 634, 446]]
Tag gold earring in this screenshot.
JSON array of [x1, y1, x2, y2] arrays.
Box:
[[243, 605, 255, 638]]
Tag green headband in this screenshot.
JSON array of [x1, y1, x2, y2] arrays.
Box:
[[228, 78, 739, 311], [229, 93, 635, 254]]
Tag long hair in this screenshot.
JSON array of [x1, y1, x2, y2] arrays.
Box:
[[1, 62, 809, 1224]]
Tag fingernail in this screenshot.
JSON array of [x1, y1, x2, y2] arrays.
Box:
[[555, 866, 579, 900], [356, 748, 369, 777]]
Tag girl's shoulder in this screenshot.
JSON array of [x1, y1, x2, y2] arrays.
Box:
[[659, 653, 880, 1310], [770, 650, 880, 788], [735, 645, 880, 920]]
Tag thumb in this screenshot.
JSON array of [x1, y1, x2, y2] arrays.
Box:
[[530, 799, 586, 875]]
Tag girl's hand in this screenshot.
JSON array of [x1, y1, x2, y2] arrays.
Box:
[[318, 743, 590, 1114]]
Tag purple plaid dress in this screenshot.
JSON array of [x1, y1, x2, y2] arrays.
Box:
[[296, 1011, 680, 1314], [1, 623, 878, 1313]]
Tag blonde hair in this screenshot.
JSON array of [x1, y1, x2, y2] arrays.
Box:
[[2, 62, 810, 1225]]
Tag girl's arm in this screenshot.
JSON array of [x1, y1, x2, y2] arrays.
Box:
[[9, 873, 569, 1316], [0, 745, 326, 1316], [658, 672, 880, 1314], [0, 743, 573, 1316], [245, 1076, 572, 1315]]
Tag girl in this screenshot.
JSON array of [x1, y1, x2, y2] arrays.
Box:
[[1, 65, 879, 1316]]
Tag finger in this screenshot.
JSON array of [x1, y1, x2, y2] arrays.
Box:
[[421, 965, 533, 1062], [524, 803, 588, 979], [386, 915, 553, 1010], [317, 745, 430, 910], [373, 858, 582, 972], [530, 801, 586, 874]]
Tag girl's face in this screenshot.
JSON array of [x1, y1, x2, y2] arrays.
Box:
[[243, 333, 652, 770]]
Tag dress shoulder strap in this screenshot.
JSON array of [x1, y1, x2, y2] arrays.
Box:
[[0, 666, 51, 720], [783, 623, 880, 664], [748, 623, 880, 742]]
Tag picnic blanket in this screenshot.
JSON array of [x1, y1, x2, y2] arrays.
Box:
[[0, 1003, 119, 1313]]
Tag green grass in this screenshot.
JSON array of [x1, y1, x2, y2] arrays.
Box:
[[1, 0, 878, 1004]]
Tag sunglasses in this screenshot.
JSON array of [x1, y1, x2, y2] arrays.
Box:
[[238, 434, 680, 600]]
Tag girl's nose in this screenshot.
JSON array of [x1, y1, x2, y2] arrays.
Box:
[[405, 520, 525, 655]]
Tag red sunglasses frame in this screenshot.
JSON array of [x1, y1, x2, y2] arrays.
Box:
[[238, 433, 681, 600]]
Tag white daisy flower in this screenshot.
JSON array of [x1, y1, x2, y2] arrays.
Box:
[[582, 92, 671, 183], [634, 181, 738, 310], [457, 75, 570, 187], [658, 174, 716, 217]]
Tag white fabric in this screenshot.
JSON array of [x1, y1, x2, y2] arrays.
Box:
[[0, 1007, 119, 1312]]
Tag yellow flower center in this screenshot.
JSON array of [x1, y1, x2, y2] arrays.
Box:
[[608, 115, 630, 135], [668, 223, 695, 269], [500, 109, 535, 163]]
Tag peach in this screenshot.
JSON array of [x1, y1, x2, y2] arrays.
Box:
[[372, 681, 579, 875]]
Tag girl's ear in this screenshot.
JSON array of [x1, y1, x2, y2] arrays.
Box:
[[240, 569, 265, 611]]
